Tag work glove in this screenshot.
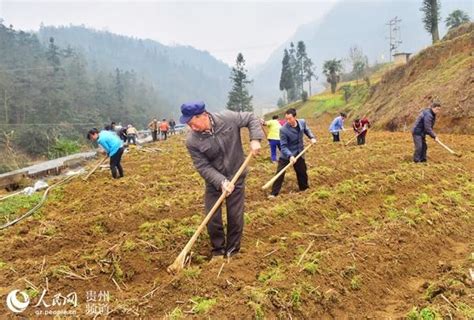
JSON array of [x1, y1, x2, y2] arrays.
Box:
[[289, 156, 297, 165], [221, 179, 235, 196], [310, 138, 317, 144], [250, 140, 261, 155]]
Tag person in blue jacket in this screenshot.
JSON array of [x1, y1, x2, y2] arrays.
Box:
[[269, 108, 316, 198], [412, 100, 441, 163], [87, 128, 125, 179], [329, 112, 347, 142]]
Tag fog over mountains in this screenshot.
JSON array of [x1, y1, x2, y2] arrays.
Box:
[[26, 0, 473, 113]]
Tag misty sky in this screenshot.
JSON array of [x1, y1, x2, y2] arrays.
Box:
[[0, 0, 340, 67]]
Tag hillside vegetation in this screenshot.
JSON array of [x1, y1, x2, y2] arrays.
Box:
[[360, 23, 473, 134], [267, 23, 473, 135], [0, 23, 168, 173], [38, 25, 231, 111], [252, 0, 473, 105]]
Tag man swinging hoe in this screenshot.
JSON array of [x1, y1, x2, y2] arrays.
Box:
[[168, 101, 263, 274]]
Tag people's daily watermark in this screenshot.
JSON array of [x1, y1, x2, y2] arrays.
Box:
[[33, 289, 78, 316], [6, 290, 30, 313], [85, 290, 110, 316], [5, 288, 110, 316]]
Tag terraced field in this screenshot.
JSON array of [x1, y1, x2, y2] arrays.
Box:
[[0, 125, 472, 319]]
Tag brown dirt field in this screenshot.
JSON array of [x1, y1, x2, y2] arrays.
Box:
[[0, 124, 473, 319]]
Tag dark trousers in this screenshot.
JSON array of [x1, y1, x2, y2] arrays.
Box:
[[161, 131, 168, 140], [110, 147, 124, 179], [127, 134, 137, 145], [357, 132, 366, 145], [271, 157, 309, 196], [268, 139, 281, 162], [205, 182, 245, 256], [332, 132, 340, 142], [413, 134, 427, 162], [151, 130, 158, 141]]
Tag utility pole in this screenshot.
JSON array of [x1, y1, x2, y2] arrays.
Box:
[[386, 16, 402, 62]]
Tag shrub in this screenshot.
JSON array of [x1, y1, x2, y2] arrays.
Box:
[[47, 138, 81, 159], [301, 91, 308, 102]]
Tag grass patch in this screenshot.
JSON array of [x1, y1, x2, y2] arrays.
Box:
[[0, 193, 42, 222], [350, 275, 362, 290], [290, 231, 303, 239], [442, 190, 463, 204], [407, 306, 439, 320], [313, 188, 331, 200], [272, 203, 295, 218], [112, 260, 124, 281], [166, 307, 184, 319], [335, 178, 373, 198], [302, 261, 319, 275], [90, 222, 106, 236], [183, 266, 201, 279], [258, 265, 285, 283], [290, 287, 302, 309], [190, 296, 217, 314], [26, 287, 39, 299], [424, 283, 443, 301], [415, 193, 431, 206], [178, 225, 196, 237], [245, 286, 266, 320], [122, 239, 137, 252]]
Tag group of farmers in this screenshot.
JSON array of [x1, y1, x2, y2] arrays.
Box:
[[86, 99, 441, 260]]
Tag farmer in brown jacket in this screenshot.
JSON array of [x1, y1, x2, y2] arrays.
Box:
[[180, 101, 264, 259], [148, 118, 159, 141]]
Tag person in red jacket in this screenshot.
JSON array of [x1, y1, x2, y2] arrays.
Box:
[[352, 116, 371, 145]]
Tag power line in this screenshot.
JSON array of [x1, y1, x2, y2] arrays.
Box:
[[386, 16, 402, 62]]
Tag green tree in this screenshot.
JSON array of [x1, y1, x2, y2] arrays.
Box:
[[303, 57, 316, 96], [287, 42, 298, 102], [420, 0, 441, 43], [277, 97, 285, 108], [340, 84, 353, 103], [445, 9, 470, 29], [295, 41, 308, 96], [226, 53, 253, 112], [301, 91, 308, 102], [279, 49, 295, 104], [46, 37, 61, 71], [323, 59, 343, 94], [348, 45, 368, 82]]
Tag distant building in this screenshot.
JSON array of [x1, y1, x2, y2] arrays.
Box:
[[393, 52, 411, 65]]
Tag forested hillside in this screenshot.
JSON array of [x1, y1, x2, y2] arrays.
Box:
[[37, 25, 231, 111], [265, 24, 473, 135], [0, 22, 167, 172]]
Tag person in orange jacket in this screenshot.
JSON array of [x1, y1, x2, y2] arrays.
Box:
[[160, 119, 170, 140]]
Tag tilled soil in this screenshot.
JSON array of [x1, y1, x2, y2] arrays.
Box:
[[0, 126, 472, 319]]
